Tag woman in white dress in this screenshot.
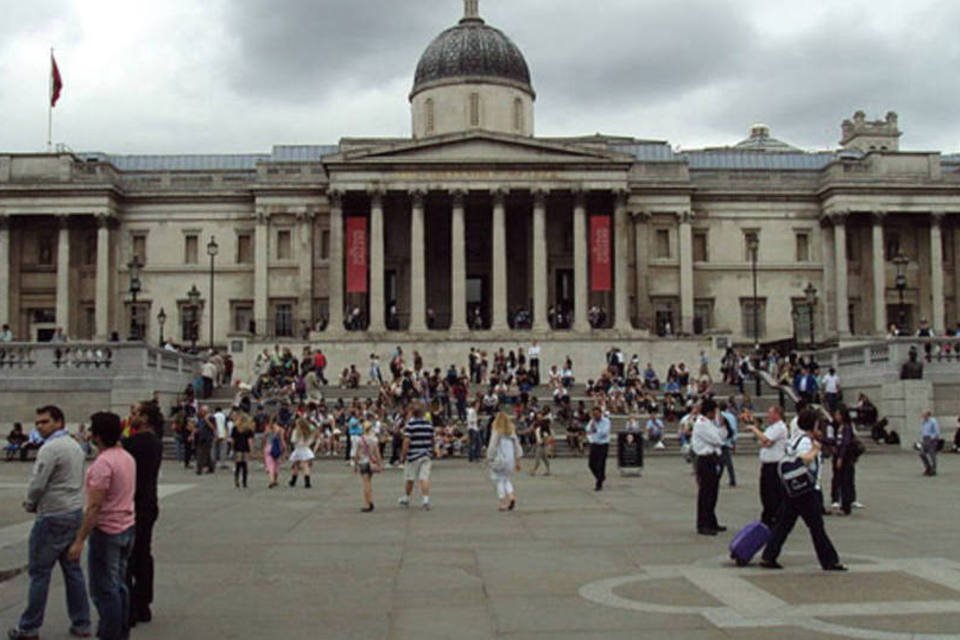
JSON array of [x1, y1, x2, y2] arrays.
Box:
[[288, 417, 316, 488], [486, 412, 523, 511]]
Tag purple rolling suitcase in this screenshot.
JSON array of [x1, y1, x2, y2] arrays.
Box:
[[729, 521, 771, 566]]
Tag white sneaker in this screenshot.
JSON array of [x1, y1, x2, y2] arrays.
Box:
[[422, 501, 431, 511], [398, 496, 410, 508], [654, 441, 666, 450], [831, 502, 840, 510], [852, 501, 865, 509]]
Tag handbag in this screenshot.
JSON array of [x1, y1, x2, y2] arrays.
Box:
[[778, 435, 816, 498]]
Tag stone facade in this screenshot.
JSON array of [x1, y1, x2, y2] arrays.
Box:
[[2, 2, 960, 356]]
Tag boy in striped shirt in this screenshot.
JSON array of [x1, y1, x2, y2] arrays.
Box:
[[399, 401, 435, 510]]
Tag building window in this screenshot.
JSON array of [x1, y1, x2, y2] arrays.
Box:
[[82, 306, 96, 339], [693, 299, 713, 335], [274, 302, 294, 337], [845, 228, 860, 262], [231, 300, 254, 334], [743, 231, 759, 262], [513, 98, 524, 132], [943, 230, 955, 265], [320, 230, 330, 260], [126, 302, 149, 341], [132, 234, 147, 265], [885, 230, 900, 261], [795, 232, 810, 262], [179, 301, 202, 344], [83, 233, 97, 266], [741, 299, 766, 340], [237, 233, 253, 264], [184, 235, 199, 264], [469, 92, 480, 127], [37, 234, 54, 266], [654, 229, 671, 259], [652, 299, 677, 336], [425, 98, 435, 134], [276, 229, 292, 260], [692, 231, 708, 262]]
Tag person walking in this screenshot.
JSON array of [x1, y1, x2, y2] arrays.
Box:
[[122, 401, 164, 628], [486, 412, 523, 510], [718, 401, 738, 488], [692, 399, 726, 536], [529, 410, 552, 476], [585, 406, 611, 491], [466, 401, 482, 462], [353, 421, 382, 512], [747, 404, 789, 528], [919, 409, 941, 476], [398, 401, 434, 510], [231, 414, 254, 488], [288, 418, 316, 488], [831, 407, 860, 514], [8, 405, 92, 640], [193, 408, 215, 475], [264, 420, 286, 488], [760, 409, 846, 571], [68, 412, 137, 640]]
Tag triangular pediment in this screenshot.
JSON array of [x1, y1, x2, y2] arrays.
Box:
[[325, 131, 633, 166]]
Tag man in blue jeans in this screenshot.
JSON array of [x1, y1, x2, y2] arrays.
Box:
[[9, 405, 91, 639], [68, 413, 136, 640]]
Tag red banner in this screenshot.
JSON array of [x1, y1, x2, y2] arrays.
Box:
[[345, 217, 368, 294], [590, 215, 612, 292]]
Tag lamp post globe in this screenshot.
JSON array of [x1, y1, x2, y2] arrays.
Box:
[[157, 307, 167, 345]]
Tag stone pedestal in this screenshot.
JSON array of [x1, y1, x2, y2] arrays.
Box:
[[882, 380, 933, 450]]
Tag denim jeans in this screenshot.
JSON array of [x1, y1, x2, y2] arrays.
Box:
[[88, 526, 135, 640], [17, 510, 91, 635]]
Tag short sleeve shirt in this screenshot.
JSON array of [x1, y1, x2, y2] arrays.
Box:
[[759, 421, 788, 463], [86, 447, 136, 534]]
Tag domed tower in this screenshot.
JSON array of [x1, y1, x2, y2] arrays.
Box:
[[410, 0, 536, 139]]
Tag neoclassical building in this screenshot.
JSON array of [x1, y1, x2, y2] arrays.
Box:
[[2, 0, 960, 350]]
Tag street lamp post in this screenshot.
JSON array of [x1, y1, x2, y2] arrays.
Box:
[[893, 251, 909, 334], [747, 233, 761, 396], [804, 282, 818, 350], [157, 307, 167, 345], [187, 284, 201, 353], [207, 236, 218, 351], [127, 256, 143, 340]]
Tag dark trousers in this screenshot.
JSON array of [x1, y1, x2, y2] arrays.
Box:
[[530, 358, 540, 385], [127, 507, 157, 619], [696, 454, 721, 530], [833, 457, 856, 513], [762, 490, 840, 569], [719, 446, 736, 486], [202, 376, 213, 399], [390, 432, 403, 465], [467, 430, 482, 462], [588, 443, 609, 488], [759, 462, 784, 528], [195, 442, 213, 474]]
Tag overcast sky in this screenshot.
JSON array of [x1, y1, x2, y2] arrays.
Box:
[[1, 0, 958, 155]]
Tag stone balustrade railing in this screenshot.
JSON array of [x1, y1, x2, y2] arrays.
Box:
[[812, 338, 960, 386], [0, 342, 201, 377]]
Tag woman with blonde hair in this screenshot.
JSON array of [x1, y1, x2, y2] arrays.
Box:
[[288, 417, 316, 488], [352, 420, 383, 512], [486, 412, 523, 511]]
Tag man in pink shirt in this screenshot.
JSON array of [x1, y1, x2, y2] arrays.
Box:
[[68, 413, 136, 640]]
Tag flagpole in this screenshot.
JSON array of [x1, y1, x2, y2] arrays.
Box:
[[47, 47, 53, 153]]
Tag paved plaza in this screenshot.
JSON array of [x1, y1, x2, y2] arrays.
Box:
[[0, 451, 957, 639]]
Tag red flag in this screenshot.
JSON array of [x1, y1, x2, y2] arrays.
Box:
[[50, 54, 63, 107], [345, 217, 368, 294], [590, 215, 612, 292]]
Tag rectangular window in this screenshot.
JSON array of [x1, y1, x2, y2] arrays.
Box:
[[795, 232, 810, 262], [943, 230, 955, 265], [741, 299, 766, 340], [231, 301, 254, 334], [885, 229, 900, 261], [184, 235, 199, 264], [37, 234, 54, 266], [274, 303, 294, 337], [320, 230, 330, 260], [237, 233, 253, 264], [83, 234, 97, 266], [693, 299, 713, 335], [132, 234, 147, 265], [652, 299, 677, 336], [82, 306, 96, 339], [276, 230, 292, 260], [179, 302, 201, 343], [692, 231, 708, 262], [655, 229, 670, 259], [126, 302, 149, 341], [846, 229, 860, 262], [743, 231, 759, 262]]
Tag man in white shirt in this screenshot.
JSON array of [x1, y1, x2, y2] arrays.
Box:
[[527, 341, 541, 386], [466, 403, 481, 462], [748, 404, 789, 527], [822, 368, 841, 413], [691, 399, 726, 535]]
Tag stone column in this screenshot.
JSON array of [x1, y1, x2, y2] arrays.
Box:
[[531, 189, 548, 332], [871, 212, 887, 335], [614, 190, 630, 331], [820, 218, 835, 334], [0, 215, 9, 328], [297, 209, 316, 332], [409, 190, 427, 333], [450, 189, 468, 332], [254, 208, 270, 335], [491, 189, 508, 331], [55, 216, 70, 334], [832, 212, 850, 336], [633, 211, 650, 330], [572, 191, 589, 332], [95, 214, 112, 339], [368, 191, 386, 332], [678, 211, 694, 335], [327, 193, 345, 333], [930, 213, 946, 334]]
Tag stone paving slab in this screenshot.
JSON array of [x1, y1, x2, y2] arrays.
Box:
[[0, 451, 956, 639]]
